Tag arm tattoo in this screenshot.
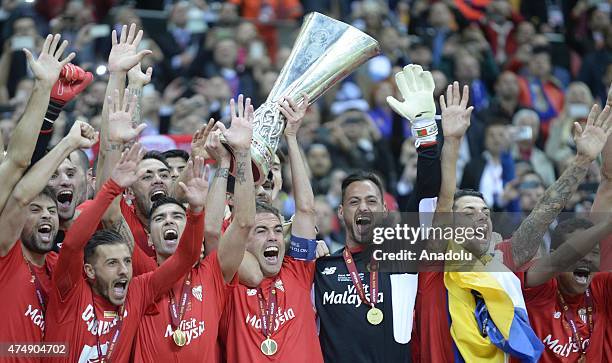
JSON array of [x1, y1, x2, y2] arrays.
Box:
[[105, 218, 136, 251], [511, 162, 588, 267], [234, 150, 249, 184], [105, 143, 123, 151], [128, 87, 143, 128], [235, 162, 247, 183], [215, 167, 229, 179]]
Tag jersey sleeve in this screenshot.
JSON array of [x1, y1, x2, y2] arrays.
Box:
[[496, 239, 535, 272], [205, 251, 237, 312], [53, 179, 124, 301], [519, 270, 557, 306], [132, 242, 157, 277], [282, 256, 316, 290]]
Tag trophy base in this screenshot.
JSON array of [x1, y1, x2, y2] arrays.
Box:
[[225, 133, 273, 186]]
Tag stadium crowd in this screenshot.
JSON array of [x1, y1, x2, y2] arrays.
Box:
[[0, 0, 611, 362]]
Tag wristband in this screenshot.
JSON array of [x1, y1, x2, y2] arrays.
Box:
[[288, 235, 317, 261], [44, 99, 65, 123], [411, 117, 438, 148]]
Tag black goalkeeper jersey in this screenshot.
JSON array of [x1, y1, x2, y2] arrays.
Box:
[[314, 248, 414, 363]]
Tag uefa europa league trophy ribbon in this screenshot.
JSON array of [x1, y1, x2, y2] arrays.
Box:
[[226, 12, 380, 184]]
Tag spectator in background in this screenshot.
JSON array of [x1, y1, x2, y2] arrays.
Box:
[[192, 36, 256, 100], [307, 143, 332, 196], [421, 2, 457, 68], [481, 0, 523, 65], [368, 79, 410, 140], [453, 50, 490, 111], [511, 109, 556, 187], [517, 46, 565, 140], [229, 0, 302, 62], [545, 81, 594, 174], [154, 1, 203, 82], [460, 120, 517, 211], [477, 70, 521, 124], [396, 137, 418, 211], [314, 196, 342, 253], [578, 24, 612, 106]]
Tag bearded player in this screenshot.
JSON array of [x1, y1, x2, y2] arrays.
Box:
[[0, 121, 97, 363], [131, 95, 256, 362]]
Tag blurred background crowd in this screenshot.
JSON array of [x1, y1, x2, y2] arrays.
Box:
[[0, 0, 609, 253]]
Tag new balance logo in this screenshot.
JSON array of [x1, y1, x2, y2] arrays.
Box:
[[321, 267, 336, 275]]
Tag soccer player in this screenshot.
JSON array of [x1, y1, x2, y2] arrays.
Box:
[[313, 65, 441, 363], [0, 34, 75, 215], [162, 149, 190, 181], [419, 81, 612, 361], [94, 23, 155, 256], [42, 143, 207, 362], [515, 116, 612, 362], [218, 94, 322, 362], [131, 95, 256, 362], [0, 121, 97, 363]]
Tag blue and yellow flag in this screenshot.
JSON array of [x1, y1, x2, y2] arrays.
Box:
[[444, 258, 544, 362]]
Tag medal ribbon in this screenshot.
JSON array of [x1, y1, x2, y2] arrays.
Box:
[[91, 289, 125, 363], [168, 271, 193, 331], [26, 261, 49, 312], [256, 280, 278, 339], [343, 248, 378, 307], [557, 288, 594, 358]]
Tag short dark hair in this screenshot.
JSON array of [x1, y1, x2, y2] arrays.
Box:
[[454, 189, 485, 203], [143, 151, 170, 168], [341, 171, 385, 203], [84, 230, 126, 264], [162, 149, 190, 162], [68, 149, 90, 173], [148, 196, 186, 220], [551, 218, 594, 250], [39, 186, 58, 207], [256, 201, 282, 221], [532, 45, 550, 57]]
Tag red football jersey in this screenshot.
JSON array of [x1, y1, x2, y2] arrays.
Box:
[[0, 241, 57, 363], [131, 251, 234, 362], [414, 240, 520, 362], [514, 272, 612, 363], [220, 257, 322, 363], [120, 198, 155, 257]]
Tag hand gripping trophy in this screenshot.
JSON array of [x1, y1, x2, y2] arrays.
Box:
[[224, 12, 380, 184]]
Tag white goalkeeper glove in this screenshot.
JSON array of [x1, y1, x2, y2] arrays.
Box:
[[386, 64, 437, 148]]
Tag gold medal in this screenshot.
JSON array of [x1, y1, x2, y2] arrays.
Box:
[[172, 329, 187, 347], [367, 307, 384, 325], [260, 338, 278, 356]]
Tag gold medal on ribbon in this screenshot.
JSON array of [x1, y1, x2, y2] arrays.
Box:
[[172, 329, 187, 347], [260, 338, 278, 356], [367, 307, 384, 325]]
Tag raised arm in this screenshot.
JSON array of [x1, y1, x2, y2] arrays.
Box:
[[96, 23, 151, 194], [202, 121, 231, 253], [53, 143, 145, 299], [511, 101, 612, 268], [591, 87, 612, 220], [279, 94, 316, 239], [0, 121, 97, 256], [436, 83, 472, 212], [428, 83, 472, 253], [100, 88, 144, 249], [525, 218, 612, 287], [0, 34, 74, 213], [216, 95, 256, 283], [31, 64, 93, 165], [150, 157, 208, 295]]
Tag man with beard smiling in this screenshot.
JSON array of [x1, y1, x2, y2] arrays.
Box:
[[132, 95, 255, 362], [313, 65, 443, 363], [43, 143, 206, 363], [417, 82, 612, 362], [0, 121, 97, 362]]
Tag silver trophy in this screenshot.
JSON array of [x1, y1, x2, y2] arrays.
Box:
[[227, 12, 381, 184]]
